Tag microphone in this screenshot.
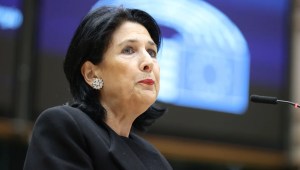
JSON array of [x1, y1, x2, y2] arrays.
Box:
[[250, 94, 300, 108]]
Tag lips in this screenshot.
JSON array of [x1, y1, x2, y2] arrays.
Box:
[[138, 79, 155, 85]]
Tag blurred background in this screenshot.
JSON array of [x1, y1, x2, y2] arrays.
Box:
[[0, 0, 300, 169]]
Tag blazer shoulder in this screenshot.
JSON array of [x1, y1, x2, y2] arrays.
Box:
[[39, 105, 84, 116], [24, 105, 96, 170], [37, 105, 88, 122], [33, 105, 100, 136], [35, 105, 109, 138]]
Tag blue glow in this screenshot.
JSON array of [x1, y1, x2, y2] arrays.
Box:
[[93, 0, 250, 114], [0, 5, 23, 30]]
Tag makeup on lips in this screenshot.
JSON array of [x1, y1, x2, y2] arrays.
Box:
[[138, 79, 155, 85]]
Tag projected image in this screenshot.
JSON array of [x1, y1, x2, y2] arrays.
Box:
[[0, 5, 22, 30], [93, 0, 250, 114]]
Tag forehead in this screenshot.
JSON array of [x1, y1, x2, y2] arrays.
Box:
[[111, 21, 154, 44]]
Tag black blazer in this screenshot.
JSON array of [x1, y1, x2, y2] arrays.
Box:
[[23, 105, 172, 170]]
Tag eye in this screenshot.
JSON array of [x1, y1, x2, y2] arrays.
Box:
[[147, 49, 157, 58], [122, 47, 134, 54]]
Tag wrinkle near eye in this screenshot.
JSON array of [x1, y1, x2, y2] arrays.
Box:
[[147, 49, 157, 58], [122, 47, 134, 54]]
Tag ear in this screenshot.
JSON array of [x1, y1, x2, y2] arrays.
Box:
[[81, 61, 98, 86]]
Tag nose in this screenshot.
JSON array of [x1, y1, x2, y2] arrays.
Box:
[[140, 51, 154, 72]]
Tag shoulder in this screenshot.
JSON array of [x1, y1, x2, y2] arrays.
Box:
[[33, 105, 85, 131], [34, 105, 109, 137], [38, 105, 84, 118], [31, 105, 110, 145], [24, 105, 102, 169], [33, 105, 101, 138], [36, 105, 90, 125]]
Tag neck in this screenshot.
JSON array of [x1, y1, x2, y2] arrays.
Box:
[[103, 104, 140, 137], [105, 114, 133, 137]]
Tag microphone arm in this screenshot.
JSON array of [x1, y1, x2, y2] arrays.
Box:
[[250, 94, 300, 109]]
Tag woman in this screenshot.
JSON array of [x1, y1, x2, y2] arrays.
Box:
[[23, 6, 172, 170]]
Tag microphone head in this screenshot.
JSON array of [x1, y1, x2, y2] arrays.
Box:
[[250, 95, 278, 104]]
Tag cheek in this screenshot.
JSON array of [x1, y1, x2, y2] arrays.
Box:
[[154, 65, 160, 90], [155, 64, 160, 80]]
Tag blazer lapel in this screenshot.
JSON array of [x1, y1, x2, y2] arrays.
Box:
[[109, 130, 147, 170]]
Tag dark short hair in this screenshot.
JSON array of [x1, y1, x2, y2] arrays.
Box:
[[63, 6, 165, 131]]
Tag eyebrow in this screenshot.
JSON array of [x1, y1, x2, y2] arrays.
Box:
[[117, 39, 156, 47]]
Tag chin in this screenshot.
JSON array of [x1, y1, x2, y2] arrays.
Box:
[[142, 96, 156, 106]]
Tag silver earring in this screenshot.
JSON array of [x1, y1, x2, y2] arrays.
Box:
[[92, 78, 103, 90]]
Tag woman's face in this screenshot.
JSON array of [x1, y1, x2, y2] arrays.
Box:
[[97, 21, 160, 113]]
